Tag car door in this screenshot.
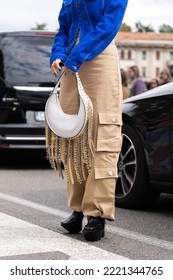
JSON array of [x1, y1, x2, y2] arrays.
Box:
[[135, 94, 173, 185]]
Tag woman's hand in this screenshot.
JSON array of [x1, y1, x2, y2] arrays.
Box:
[[51, 59, 63, 76], [51, 59, 74, 76]]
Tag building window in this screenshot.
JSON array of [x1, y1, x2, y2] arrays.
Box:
[[142, 67, 146, 77], [156, 67, 160, 77], [170, 52, 173, 60], [128, 50, 131, 59], [142, 51, 146, 60], [156, 51, 160, 60], [121, 49, 125, 59]]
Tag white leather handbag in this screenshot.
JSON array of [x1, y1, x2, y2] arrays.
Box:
[[45, 72, 93, 139], [45, 71, 94, 184]]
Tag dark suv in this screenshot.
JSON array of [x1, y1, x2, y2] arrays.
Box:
[[0, 31, 56, 149]]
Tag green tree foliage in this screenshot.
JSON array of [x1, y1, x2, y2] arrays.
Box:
[[31, 23, 47, 30], [159, 24, 173, 33], [120, 22, 131, 32], [135, 21, 155, 32]]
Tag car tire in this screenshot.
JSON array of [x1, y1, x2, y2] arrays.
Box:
[[115, 122, 160, 209]]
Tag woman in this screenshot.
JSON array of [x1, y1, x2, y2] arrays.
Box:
[[159, 68, 172, 85], [49, 0, 128, 241], [127, 65, 146, 96], [149, 78, 159, 89]]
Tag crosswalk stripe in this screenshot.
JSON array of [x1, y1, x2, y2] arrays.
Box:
[[0, 192, 173, 252], [0, 212, 128, 260]]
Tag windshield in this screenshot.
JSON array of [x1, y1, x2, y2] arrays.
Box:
[[1, 35, 55, 86]]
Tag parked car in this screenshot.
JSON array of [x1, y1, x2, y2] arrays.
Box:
[[0, 31, 55, 149], [116, 82, 173, 208]]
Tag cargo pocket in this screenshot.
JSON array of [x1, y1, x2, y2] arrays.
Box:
[[95, 112, 122, 179], [97, 112, 122, 152], [95, 156, 119, 179]]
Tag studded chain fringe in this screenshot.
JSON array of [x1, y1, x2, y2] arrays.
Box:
[[45, 72, 94, 184]]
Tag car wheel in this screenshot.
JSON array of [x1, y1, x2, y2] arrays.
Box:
[[115, 122, 160, 209]]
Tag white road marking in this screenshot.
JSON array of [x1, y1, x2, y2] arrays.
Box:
[[0, 192, 67, 218], [107, 225, 173, 251], [0, 212, 127, 260], [0, 192, 173, 252]]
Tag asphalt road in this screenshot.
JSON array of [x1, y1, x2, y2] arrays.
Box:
[[0, 151, 173, 260]]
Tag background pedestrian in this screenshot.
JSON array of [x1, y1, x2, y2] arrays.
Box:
[[127, 65, 146, 96]]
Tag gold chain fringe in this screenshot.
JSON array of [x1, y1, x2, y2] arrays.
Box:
[[45, 73, 94, 184]]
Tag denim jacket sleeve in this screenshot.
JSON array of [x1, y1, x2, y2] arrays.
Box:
[[50, 2, 69, 63], [50, 0, 128, 72], [65, 0, 128, 72]]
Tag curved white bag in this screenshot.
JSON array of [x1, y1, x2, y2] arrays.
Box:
[[45, 72, 93, 139]]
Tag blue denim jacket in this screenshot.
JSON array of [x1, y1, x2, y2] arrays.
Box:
[[50, 0, 128, 72]]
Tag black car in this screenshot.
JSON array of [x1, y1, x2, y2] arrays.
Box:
[[116, 82, 173, 208], [0, 31, 56, 149]]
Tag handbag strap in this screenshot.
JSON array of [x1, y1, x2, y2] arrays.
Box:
[[50, 71, 93, 134], [52, 71, 64, 95], [52, 71, 88, 103]]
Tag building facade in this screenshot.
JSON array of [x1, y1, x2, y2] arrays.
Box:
[[115, 32, 173, 82]]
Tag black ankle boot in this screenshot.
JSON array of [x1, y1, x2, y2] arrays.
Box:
[[61, 211, 83, 233], [83, 216, 105, 241]]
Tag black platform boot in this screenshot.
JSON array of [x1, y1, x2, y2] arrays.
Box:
[[61, 211, 84, 233], [83, 216, 105, 241]]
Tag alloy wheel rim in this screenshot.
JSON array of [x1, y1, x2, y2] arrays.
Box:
[[116, 133, 137, 198]]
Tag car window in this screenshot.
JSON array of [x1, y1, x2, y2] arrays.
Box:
[[1, 36, 55, 86]]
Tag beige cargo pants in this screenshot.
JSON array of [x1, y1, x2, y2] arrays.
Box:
[[59, 41, 122, 220]]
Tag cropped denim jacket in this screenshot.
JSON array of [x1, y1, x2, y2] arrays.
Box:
[[50, 0, 128, 72]]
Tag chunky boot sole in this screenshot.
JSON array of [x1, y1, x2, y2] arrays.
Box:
[[83, 216, 105, 241], [83, 227, 104, 241]]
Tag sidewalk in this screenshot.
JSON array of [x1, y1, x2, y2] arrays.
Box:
[[0, 212, 128, 260]]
